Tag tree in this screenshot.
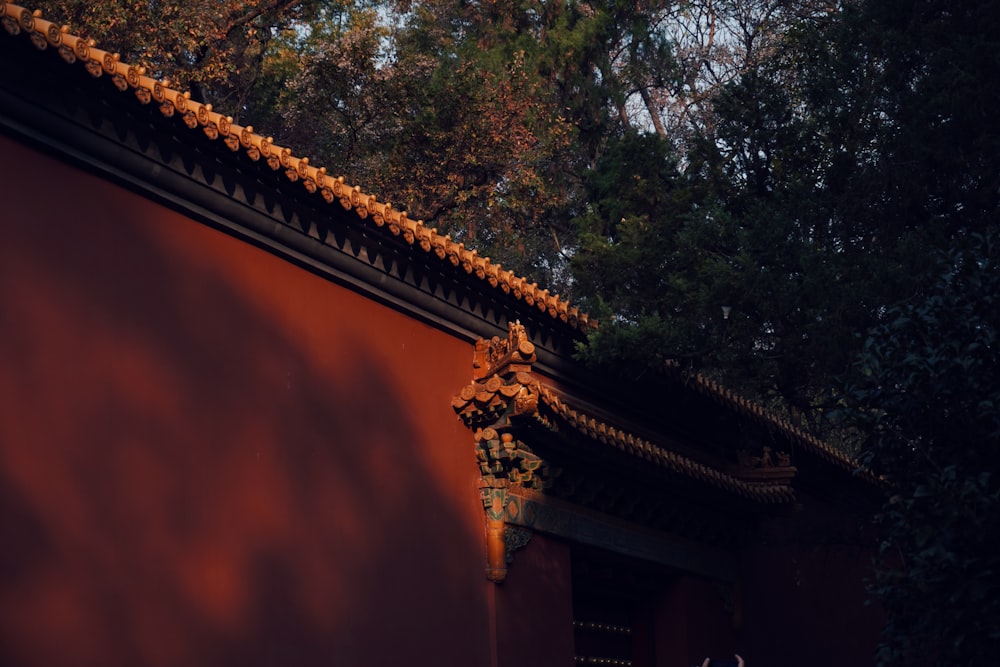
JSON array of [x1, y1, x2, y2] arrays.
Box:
[[248, 0, 592, 286], [572, 0, 1000, 438], [571, 54, 880, 430], [34, 0, 326, 109], [849, 232, 1000, 666], [35, 0, 832, 295], [250, 0, 822, 288]]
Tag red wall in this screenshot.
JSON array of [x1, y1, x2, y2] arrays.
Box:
[[653, 575, 737, 667], [0, 136, 490, 666], [737, 506, 883, 666], [495, 533, 575, 666]]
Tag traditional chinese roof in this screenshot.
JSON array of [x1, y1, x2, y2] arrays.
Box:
[[453, 323, 799, 526], [0, 2, 594, 335], [454, 372, 799, 504], [1, 2, 869, 496]]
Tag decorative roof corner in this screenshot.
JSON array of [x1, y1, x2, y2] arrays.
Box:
[[451, 322, 798, 583], [472, 320, 537, 381]]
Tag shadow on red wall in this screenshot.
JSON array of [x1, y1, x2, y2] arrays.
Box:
[[0, 139, 487, 666], [738, 510, 882, 667]]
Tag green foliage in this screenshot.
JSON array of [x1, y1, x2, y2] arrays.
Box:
[[572, 0, 1000, 439], [572, 79, 887, 425], [34, 0, 329, 108], [572, 132, 730, 371], [850, 232, 1000, 666]]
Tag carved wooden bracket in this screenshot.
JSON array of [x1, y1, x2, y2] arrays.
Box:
[[454, 322, 545, 583]]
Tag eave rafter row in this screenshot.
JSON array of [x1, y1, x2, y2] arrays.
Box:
[[0, 2, 594, 334], [535, 386, 796, 503]]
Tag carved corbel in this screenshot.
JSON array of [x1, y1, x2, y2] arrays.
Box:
[[454, 322, 545, 583]]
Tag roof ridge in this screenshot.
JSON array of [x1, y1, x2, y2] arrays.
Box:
[[665, 360, 864, 473], [0, 2, 596, 334]]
